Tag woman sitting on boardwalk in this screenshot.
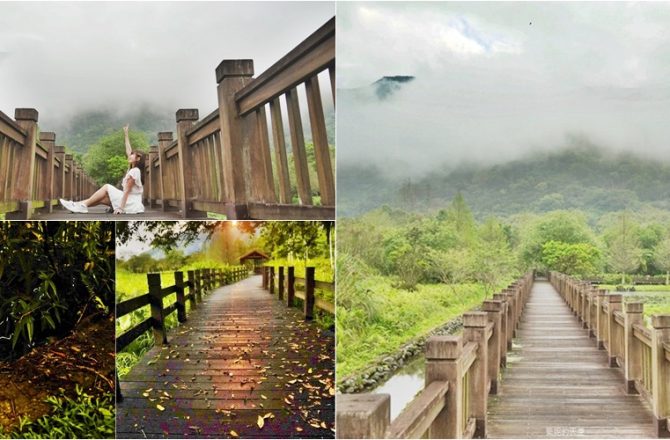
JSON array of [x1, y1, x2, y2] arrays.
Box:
[[60, 125, 145, 214]]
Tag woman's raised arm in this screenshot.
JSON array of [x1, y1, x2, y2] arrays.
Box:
[[123, 124, 132, 157]]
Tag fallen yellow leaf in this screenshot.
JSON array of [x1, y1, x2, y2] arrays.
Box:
[[156, 404, 165, 411], [230, 430, 239, 438], [257, 415, 265, 429]]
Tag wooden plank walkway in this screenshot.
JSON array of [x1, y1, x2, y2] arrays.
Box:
[[117, 276, 335, 438], [33, 205, 184, 220], [488, 280, 655, 438]]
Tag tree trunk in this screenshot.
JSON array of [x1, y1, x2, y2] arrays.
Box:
[[621, 273, 625, 285], [666, 270, 669, 286]]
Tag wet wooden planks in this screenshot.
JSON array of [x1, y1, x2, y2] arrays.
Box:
[[487, 280, 655, 439], [33, 205, 184, 220], [117, 276, 335, 438]]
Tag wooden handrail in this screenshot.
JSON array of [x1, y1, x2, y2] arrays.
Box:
[[115, 266, 248, 352], [548, 271, 670, 437], [0, 108, 98, 218], [387, 381, 449, 439], [143, 18, 336, 220], [262, 265, 334, 318], [336, 272, 534, 439], [234, 17, 335, 116]]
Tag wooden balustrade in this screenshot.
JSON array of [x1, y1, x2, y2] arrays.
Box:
[[145, 17, 335, 220], [116, 266, 248, 352], [0, 108, 97, 218], [336, 272, 534, 439], [115, 266, 248, 401], [2, 19, 333, 220], [261, 265, 334, 320], [549, 271, 670, 437]]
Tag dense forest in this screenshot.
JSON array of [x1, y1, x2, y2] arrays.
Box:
[[0, 222, 115, 438], [339, 144, 670, 219]]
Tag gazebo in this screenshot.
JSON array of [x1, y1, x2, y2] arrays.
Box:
[[238, 250, 270, 274]]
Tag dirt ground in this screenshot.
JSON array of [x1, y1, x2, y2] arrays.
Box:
[[0, 314, 115, 431]]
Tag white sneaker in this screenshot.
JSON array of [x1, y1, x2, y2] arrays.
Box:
[[71, 202, 88, 213], [60, 199, 88, 213], [59, 199, 74, 212]]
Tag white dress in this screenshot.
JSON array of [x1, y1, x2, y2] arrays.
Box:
[[106, 167, 145, 213]]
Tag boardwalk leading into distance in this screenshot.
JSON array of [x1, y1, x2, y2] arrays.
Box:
[[117, 276, 335, 439], [487, 280, 655, 439]]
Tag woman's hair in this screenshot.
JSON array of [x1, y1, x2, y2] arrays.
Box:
[[129, 150, 146, 185]]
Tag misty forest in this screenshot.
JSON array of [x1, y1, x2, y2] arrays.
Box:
[[336, 2, 670, 393], [0, 222, 115, 438]]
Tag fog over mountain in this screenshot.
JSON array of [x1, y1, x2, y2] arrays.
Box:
[[338, 2, 670, 178], [0, 2, 334, 135]]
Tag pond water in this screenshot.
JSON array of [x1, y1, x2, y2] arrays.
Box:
[[370, 354, 426, 420]]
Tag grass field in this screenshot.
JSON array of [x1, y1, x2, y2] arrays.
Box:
[[598, 284, 670, 323], [336, 275, 500, 381]]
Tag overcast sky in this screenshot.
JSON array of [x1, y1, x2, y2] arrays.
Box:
[[116, 221, 208, 261], [338, 2, 670, 176], [0, 2, 333, 124]]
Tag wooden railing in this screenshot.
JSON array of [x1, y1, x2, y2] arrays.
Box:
[[116, 266, 248, 351], [549, 272, 670, 438], [144, 17, 335, 220], [336, 272, 534, 439], [260, 265, 334, 320], [0, 109, 97, 218], [115, 266, 247, 401]]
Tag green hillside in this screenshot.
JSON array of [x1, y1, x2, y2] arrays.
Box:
[[339, 145, 670, 219]]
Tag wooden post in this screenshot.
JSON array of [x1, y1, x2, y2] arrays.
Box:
[[53, 146, 65, 201], [195, 269, 203, 303], [463, 312, 488, 438], [40, 132, 56, 213], [175, 109, 199, 218], [607, 294, 623, 367], [215, 59, 255, 219], [596, 290, 608, 349], [305, 266, 315, 321], [304, 75, 335, 206], [426, 336, 463, 438], [147, 146, 158, 207], [64, 154, 73, 200], [483, 300, 503, 394], [269, 267, 275, 294], [504, 290, 515, 350], [287, 266, 296, 307], [187, 270, 197, 310], [262, 266, 268, 289], [148, 273, 168, 345], [157, 132, 172, 211], [336, 394, 390, 439], [651, 315, 670, 437], [7, 109, 38, 219], [493, 293, 508, 366], [278, 266, 285, 301], [624, 302, 643, 394], [175, 271, 186, 323]]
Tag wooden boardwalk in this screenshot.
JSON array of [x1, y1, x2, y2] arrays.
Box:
[[33, 205, 184, 220], [488, 280, 655, 438], [117, 276, 335, 438]]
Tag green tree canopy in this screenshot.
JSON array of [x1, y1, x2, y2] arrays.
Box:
[[541, 240, 601, 277], [83, 129, 148, 185]]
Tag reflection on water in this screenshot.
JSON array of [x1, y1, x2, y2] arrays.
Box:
[[371, 355, 426, 420]]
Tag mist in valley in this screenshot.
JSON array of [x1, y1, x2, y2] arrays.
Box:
[[338, 2, 670, 178]]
